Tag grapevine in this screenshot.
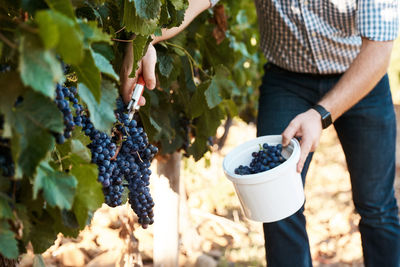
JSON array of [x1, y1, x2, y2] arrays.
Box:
[[0, 0, 263, 260]]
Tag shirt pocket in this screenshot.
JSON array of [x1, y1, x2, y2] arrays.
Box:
[[322, 0, 358, 36]]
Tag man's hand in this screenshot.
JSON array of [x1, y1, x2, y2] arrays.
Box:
[[281, 109, 322, 173], [120, 42, 157, 105]]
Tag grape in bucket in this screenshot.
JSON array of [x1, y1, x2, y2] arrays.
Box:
[[234, 143, 286, 175]]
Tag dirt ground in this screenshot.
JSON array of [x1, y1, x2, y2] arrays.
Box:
[[18, 114, 400, 267]]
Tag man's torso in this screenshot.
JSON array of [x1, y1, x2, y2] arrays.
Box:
[[255, 0, 398, 74]]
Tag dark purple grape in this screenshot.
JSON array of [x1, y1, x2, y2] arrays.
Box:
[[234, 143, 286, 175]]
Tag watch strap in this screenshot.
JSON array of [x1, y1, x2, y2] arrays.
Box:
[[312, 104, 332, 129]]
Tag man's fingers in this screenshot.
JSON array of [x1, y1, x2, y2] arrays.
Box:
[[282, 119, 299, 147], [121, 77, 135, 104], [142, 45, 157, 90], [297, 138, 312, 173], [138, 96, 146, 106]]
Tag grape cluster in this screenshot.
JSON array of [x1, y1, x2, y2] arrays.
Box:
[[81, 114, 121, 205], [235, 143, 286, 175], [54, 84, 81, 144], [114, 111, 158, 228], [78, 101, 158, 227], [51, 83, 159, 228]]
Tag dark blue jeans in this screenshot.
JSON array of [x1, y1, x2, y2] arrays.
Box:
[[257, 63, 400, 267]]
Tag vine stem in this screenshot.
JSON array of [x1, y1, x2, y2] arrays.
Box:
[[112, 38, 133, 43], [165, 42, 195, 80], [165, 41, 211, 79], [115, 26, 126, 34], [110, 129, 123, 161], [0, 14, 38, 34], [54, 149, 64, 171], [136, 151, 144, 163], [0, 33, 16, 49]]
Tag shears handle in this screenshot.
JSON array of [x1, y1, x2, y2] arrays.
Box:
[[127, 76, 145, 120]]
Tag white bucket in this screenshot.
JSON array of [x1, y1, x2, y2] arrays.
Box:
[[223, 135, 305, 223]]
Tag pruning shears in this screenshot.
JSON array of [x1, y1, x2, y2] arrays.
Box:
[[127, 76, 145, 121]]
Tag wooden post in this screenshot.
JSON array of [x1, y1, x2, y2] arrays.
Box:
[[153, 152, 181, 267]]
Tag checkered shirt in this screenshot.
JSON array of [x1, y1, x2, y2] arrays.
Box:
[[210, 0, 399, 74]]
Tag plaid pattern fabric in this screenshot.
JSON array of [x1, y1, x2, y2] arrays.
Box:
[[211, 0, 399, 74]]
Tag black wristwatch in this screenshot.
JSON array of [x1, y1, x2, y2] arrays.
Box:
[[312, 104, 332, 129]]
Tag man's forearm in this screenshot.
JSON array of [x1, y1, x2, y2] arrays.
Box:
[[151, 0, 211, 44], [319, 38, 394, 121]]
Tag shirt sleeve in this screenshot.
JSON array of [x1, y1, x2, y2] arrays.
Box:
[[210, 0, 220, 7], [357, 0, 399, 41]]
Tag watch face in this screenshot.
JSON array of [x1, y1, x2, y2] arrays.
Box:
[[313, 105, 332, 129], [321, 113, 332, 129]]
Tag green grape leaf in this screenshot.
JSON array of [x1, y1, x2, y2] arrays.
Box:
[[78, 79, 117, 134], [196, 106, 224, 139], [138, 90, 161, 140], [33, 161, 77, 210], [11, 90, 63, 177], [92, 50, 119, 81], [204, 78, 222, 109], [139, 112, 162, 142], [71, 163, 102, 228], [29, 211, 57, 254], [221, 99, 239, 117], [72, 126, 91, 146], [92, 43, 115, 61], [13, 91, 64, 134], [36, 10, 84, 64], [157, 50, 173, 77], [123, 0, 157, 35], [166, 1, 185, 28], [0, 198, 12, 219], [79, 20, 112, 48], [45, 207, 80, 238], [120, 188, 129, 204], [187, 137, 208, 161], [134, 0, 161, 20], [61, 209, 79, 230], [130, 35, 152, 77], [44, 0, 75, 19], [187, 106, 224, 160], [159, 4, 169, 26], [0, 220, 18, 259], [0, 72, 27, 138], [214, 65, 236, 98], [19, 34, 63, 99], [73, 49, 101, 103], [55, 127, 92, 170], [36, 11, 59, 49], [190, 80, 210, 119], [70, 139, 91, 163], [169, 0, 188, 10], [204, 65, 233, 109]]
